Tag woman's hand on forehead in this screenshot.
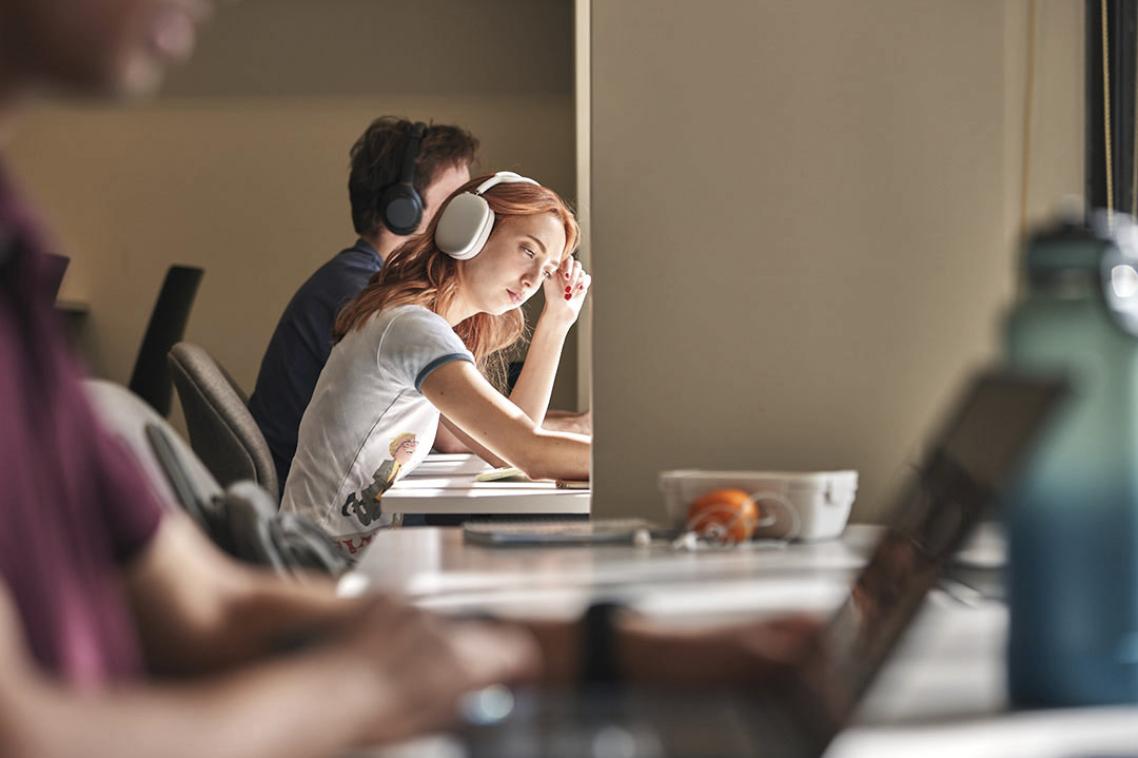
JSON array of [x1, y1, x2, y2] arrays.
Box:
[[540, 256, 591, 328]]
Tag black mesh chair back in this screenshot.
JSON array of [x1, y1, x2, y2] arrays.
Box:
[[42, 253, 70, 301], [129, 265, 204, 416]]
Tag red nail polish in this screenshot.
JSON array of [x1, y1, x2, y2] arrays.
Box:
[[565, 294, 571, 300]]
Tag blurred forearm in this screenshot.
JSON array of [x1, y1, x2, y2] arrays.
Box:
[[126, 516, 366, 675]]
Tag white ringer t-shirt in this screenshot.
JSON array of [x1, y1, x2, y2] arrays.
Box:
[[280, 304, 473, 557]]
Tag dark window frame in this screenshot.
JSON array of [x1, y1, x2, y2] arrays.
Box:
[[1086, 0, 1138, 216]]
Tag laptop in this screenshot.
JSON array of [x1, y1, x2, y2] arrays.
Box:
[[458, 370, 1069, 758]]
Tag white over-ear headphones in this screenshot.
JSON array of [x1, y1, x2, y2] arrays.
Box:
[[435, 171, 540, 260]]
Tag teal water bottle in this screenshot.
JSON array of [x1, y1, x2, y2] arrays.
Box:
[[1004, 213, 1138, 706]]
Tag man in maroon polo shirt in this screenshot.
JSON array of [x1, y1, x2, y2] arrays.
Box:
[[0, 1, 542, 753], [0, 1, 816, 755]]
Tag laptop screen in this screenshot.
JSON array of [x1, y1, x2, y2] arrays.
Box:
[[793, 371, 1067, 741]]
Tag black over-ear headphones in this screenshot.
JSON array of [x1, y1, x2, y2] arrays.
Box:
[[378, 121, 427, 236]]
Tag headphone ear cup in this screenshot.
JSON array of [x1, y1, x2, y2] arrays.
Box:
[[380, 184, 423, 236], [435, 192, 494, 260]]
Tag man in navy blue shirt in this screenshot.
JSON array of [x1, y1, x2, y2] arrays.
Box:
[[249, 117, 476, 491]]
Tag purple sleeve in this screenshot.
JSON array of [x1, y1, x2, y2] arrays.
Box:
[[93, 427, 166, 563]]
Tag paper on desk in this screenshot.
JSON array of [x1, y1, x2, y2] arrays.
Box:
[[402, 454, 492, 478], [389, 477, 568, 491], [474, 466, 529, 482]]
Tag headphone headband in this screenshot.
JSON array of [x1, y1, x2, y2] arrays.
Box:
[[398, 122, 426, 187], [474, 171, 540, 196]]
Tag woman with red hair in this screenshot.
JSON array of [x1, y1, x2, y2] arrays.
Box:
[[281, 173, 590, 556]]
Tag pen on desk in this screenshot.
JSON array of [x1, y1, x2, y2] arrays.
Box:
[[555, 480, 589, 489]]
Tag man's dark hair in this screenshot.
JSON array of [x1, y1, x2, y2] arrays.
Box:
[[348, 116, 479, 238]]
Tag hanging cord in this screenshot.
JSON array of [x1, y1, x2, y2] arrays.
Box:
[[1103, 0, 1115, 227], [1019, 0, 1037, 235]]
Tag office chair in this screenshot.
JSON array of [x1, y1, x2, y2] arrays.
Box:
[[129, 264, 204, 417], [42, 253, 70, 301], [224, 481, 347, 580], [85, 379, 344, 577], [168, 341, 280, 497], [84, 379, 224, 523]]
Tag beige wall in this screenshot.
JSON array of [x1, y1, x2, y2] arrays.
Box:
[[6, 0, 579, 422], [589, 0, 1084, 523]]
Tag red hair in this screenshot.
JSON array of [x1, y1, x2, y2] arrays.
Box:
[[334, 175, 580, 383]]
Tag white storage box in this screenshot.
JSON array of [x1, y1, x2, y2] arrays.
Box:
[[658, 469, 858, 542]]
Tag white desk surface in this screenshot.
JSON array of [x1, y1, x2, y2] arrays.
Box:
[[344, 525, 1138, 757], [380, 453, 590, 515], [403, 453, 497, 478], [344, 525, 873, 611]]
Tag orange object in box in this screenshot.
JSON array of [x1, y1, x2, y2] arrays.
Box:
[[685, 488, 759, 543]]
